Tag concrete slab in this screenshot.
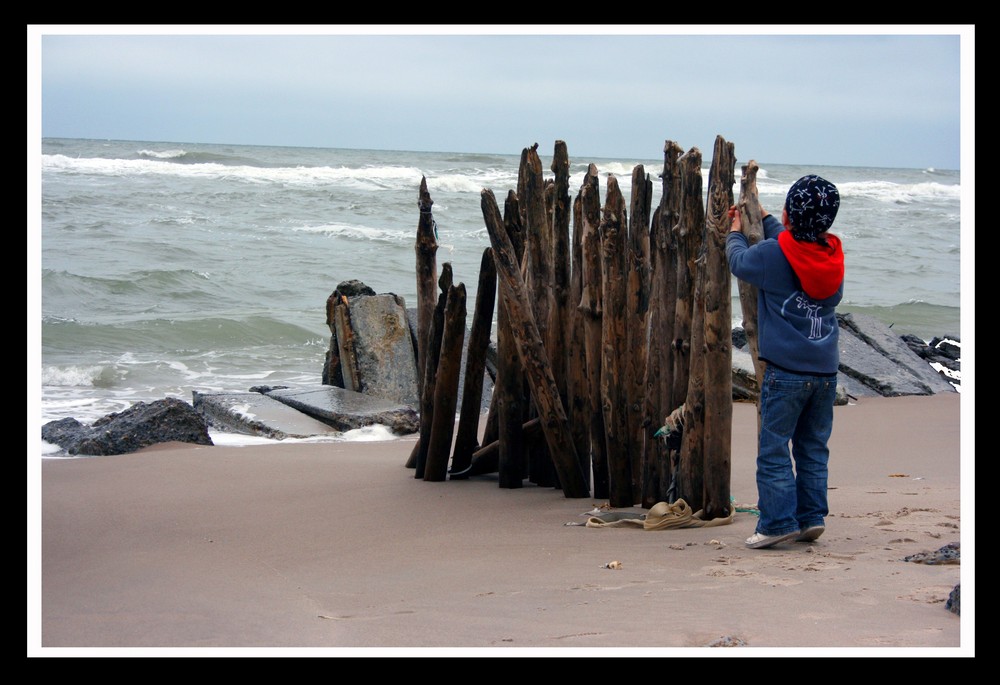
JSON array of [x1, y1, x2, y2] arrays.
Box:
[[192, 391, 342, 440], [265, 385, 419, 435]]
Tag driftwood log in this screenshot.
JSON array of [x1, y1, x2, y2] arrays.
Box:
[[481, 188, 589, 498]]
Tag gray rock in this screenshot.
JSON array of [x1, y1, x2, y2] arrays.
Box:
[[838, 313, 956, 394], [837, 314, 955, 396], [335, 293, 420, 406], [192, 391, 343, 440], [946, 584, 960, 616], [41, 398, 213, 456]]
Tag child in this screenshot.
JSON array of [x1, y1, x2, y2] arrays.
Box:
[[726, 175, 845, 549]]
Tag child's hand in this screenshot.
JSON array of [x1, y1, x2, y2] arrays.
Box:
[[728, 205, 742, 233]]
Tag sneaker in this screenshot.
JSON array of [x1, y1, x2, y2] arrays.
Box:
[[796, 525, 825, 542], [745, 531, 799, 549]]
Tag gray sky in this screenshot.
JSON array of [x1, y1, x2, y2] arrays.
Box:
[[30, 25, 971, 170]]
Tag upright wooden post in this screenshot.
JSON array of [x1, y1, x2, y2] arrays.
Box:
[[671, 148, 704, 415], [449, 249, 497, 476], [406, 179, 440, 469], [424, 283, 467, 482], [626, 164, 652, 502], [549, 141, 572, 416], [521, 144, 555, 487], [579, 166, 607, 499], [735, 161, 767, 434], [600, 175, 633, 507], [641, 140, 683, 507], [567, 177, 592, 490], [497, 191, 527, 487], [678, 252, 707, 510], [481, 188, 589, 498], [702, 135, 736, 519], [413, 265, 451, 479], [415, 177, 439, 394]]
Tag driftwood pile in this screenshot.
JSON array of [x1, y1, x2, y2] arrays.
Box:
[[403, 137, 753, 518]]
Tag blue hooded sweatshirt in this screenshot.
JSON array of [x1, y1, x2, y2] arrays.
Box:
[[726, 214, 844, 375]]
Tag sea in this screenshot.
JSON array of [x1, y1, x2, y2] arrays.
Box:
[[33, 138, 966, 456]]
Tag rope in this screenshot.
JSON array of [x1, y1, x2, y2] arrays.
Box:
[[581, 499, 735, 530]]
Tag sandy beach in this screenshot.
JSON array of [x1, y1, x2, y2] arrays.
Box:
[[32, 392, 971, 656]]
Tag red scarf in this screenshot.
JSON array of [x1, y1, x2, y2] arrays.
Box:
[[777, 230, 844, 300]]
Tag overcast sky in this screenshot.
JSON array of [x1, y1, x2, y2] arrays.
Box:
[[30, 26, 972, 170]]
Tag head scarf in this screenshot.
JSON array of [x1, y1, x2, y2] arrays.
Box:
[[784, 175, 840, 244]]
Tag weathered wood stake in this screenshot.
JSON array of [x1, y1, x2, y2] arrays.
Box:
[[423, 283, 467, 482], [481, 188, 589, 498], [641, 140, 683, 507], [701, 135, 736, 519], [600, 175, 633, 507], [626, 164, 652, 502], [579, 166, 607, 499], [449, 249, 497, 475]]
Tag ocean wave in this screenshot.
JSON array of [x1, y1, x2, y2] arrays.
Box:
[[41, 364, 120, 388], [292, 222, 412, 243], [43, 153, 427, 191]]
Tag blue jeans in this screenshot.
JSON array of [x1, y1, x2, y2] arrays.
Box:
[[755, 365, 836, 536]]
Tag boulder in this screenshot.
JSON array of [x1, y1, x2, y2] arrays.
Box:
[[838, 313, 957, 396], [326, 289, 420, 406], [41, 398, 213, 456]]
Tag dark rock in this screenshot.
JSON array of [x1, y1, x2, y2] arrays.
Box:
[[41, 398, 213, 456], [900, 334, 961, 376], [731, 327, 748, 350], [946, 584, 960, 616], [335, 279, 376, 297], [930, 336, 961, 361], [248, 385, 289, 394]]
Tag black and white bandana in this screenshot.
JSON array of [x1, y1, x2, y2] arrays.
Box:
[[784, 175, 840, 243]]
